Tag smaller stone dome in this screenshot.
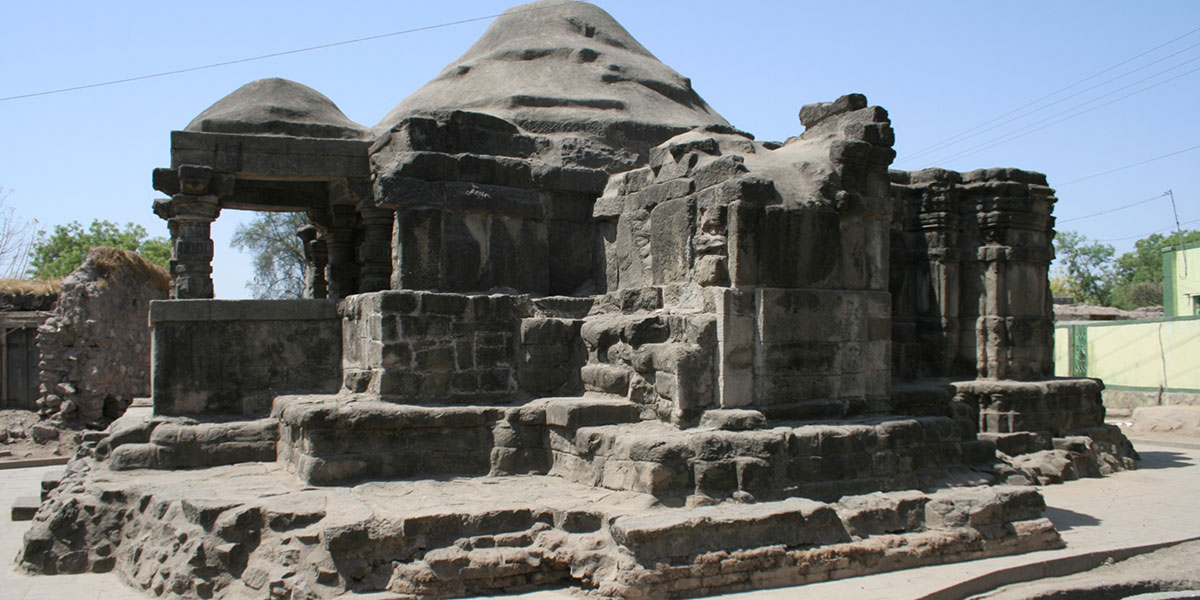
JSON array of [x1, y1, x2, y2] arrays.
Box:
[[185, 78, 366, 139]]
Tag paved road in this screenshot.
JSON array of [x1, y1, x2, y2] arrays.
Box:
[[3, 441, 1198, 600]]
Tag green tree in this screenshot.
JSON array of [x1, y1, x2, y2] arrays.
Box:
[[231, 212, 307, 299], [1113, 229, 1200, 285], [1102, 229, 1200, 310], [28, 220, 169, 280], [1112, 281, 1163, 310], [1052, 230, 1115, 306]]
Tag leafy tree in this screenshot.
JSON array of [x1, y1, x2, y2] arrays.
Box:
[[1113, 229, 1200, 286], [1052, 230, 1115, 306], [0, 187, 37, 278], [1112, 281, 1163, 310], [231, 212, 307, 299], [28, 220, 169, 280]]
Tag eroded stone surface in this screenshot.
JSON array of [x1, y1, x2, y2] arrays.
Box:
[[20, 460, 1061, 599]]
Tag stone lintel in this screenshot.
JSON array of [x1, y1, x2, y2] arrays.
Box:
[[170, 130, 370, 179], [149, 299, 337, 323]]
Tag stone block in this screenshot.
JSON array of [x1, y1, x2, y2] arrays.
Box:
[[978, 432, 1051, 457], [735, 457, 773, 492], [692, 460, 737, 496], [422, 293, 470, 317], [517, 366, 568, 394], [610, 498, 849, 560], [621, 316, 670, 346], [699, 410, 766, 431], [394, 209, 443, 290], [11, 496, 40, 521], [522, 343, 570, 367], [581, 364, 630, 395], [544, 398, 640, 428], [414, 346, 455, 371], [520, 318, 576, 345], [650, 197, 693, 285]]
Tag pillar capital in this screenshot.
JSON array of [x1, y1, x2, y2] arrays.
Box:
[[154, 194, 221, 299]]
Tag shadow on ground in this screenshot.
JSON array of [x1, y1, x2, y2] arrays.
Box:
[[1042, 506, 1102, 532], [1135, 450, 1194, 470]]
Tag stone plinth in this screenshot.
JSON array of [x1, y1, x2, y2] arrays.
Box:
[[150, 299, 341, 416], [19, 461, 1061, 600]]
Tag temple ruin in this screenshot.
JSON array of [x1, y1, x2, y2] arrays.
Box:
[[20, 2, 1137, 598]]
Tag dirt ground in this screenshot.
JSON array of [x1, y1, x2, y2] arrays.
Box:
[[0, 409, 81, 463], [971, 540, 1200, 599]]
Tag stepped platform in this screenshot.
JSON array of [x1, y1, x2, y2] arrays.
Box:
[[19, 460, 1061, 600]]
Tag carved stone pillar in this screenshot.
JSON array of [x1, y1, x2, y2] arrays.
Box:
[[326, 205, 360, 300], [358, 208, 393, 293], [297, 224, 328, 299], [153, 194, 221, 299], [918, 190, 961, 376]]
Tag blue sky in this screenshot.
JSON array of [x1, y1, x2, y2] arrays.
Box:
[[2, 1, 1198, 297]]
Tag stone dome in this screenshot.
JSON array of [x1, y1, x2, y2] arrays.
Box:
[[373, 0, 729, 137], [186, 78, 366, 139]]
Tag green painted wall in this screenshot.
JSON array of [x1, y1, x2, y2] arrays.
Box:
[[1054, 315, 1200, 393], [1164, 241, 1200, 317]]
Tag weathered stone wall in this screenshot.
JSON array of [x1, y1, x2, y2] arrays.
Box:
[[579, 288, 719, 424], [341, 290, 593, 403], [373, 111, 609, 296], [35, 247, 168, 422], [150, 299, 341, 416], [586, 94, 896, 423], [890, 168, 1056, 381], [340, 291, 520, 402]]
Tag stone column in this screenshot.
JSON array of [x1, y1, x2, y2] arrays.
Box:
[[918, 192, 961, 376], [153, 194, 221, 299], [297, 224, 328, 299], [326, 204, 360, 300], [358, 208, 393, 293]]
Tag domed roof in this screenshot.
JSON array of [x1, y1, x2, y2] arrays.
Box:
[[373, 1, 729, 137], [186, 78, 366, 139]]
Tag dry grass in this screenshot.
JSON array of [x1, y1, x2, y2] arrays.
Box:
[[0, 277, 60, 296], [89, 247, 171, 293]]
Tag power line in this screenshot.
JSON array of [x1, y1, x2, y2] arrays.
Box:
[[1097, 216, 1200, 242], [900, 38, 1200, 165], [922, 62, 1200, 166], [897, 25, 1200, 166], [1056, 144, 1200, 186], [0, 3, 569, 103], [1058, 192, 1168, 224]]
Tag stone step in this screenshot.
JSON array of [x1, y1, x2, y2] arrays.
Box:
[[11, 495, 39, 521], [274, 394, 642, 485], [106, 418, 278, 471], [17, 463, 1062, 599], [549, 415, 985, 500]]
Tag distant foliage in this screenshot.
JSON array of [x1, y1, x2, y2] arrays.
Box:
[[1052, 231, 1115, 306], [231, 212, 307, 299], [1112, 281, 1163, 311], [28, 220, 169, 280], [1053, 228, 1200, 309], [1111, 229, 1200, 309]]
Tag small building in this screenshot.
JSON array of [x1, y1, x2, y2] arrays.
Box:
[[1054, 240, 1200, 407], [0, 280, 58, 411], [1164, 240, 1200, 316]]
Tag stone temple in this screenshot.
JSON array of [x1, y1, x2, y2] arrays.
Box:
[[21, 2, 1137, 598]]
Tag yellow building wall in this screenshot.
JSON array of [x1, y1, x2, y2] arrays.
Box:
[[1055, 317, 1200, 392], [1166, 245, 1200, 317], [1053, 327, 1069, 377]]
